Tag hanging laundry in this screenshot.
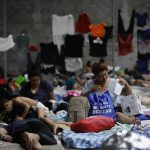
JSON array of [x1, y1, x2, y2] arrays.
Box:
[[0, 34, 15, 51], [16, 33, 29, 49], [117, 9, 135, 56], [137, 29, 150, 57], [64, 34, 84, 57], [76, 13, 91, 33], [135, 12, 148, 27], [117, 34, 133, 55], [28, 45, 39, 52], [89, 26, 113, 57], [65, 57, 83, 73], [27, 51, 41, 72], [52, 14, 75, 53], [40, 42, 58, 74], [89, 23, 106, 38], [137, 59, 148, 73], [137, 29, 150, 73]]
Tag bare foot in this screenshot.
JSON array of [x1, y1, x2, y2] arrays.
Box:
[[22, 132, 46, 150], [2, 135, 13, 142]]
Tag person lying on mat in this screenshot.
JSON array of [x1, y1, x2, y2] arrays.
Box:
[[0, 96, 72, 134], [0, 118, 57, 150]]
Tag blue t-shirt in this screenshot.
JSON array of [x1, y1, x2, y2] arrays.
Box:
[[135, 12, 148, 27], [20, 80, 53, 103]]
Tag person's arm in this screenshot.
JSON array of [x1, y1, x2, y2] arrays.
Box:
[[13, 97, 30, 119], [118, 78, 132, 96], [81, 80, 96, 97], [48, 91, 55, 100]]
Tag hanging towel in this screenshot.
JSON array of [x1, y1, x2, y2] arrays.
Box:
[[0, 34, 15, 51]]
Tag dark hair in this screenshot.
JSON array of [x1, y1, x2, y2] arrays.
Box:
[[92, 62, 108, 76], [28, 65, 41, 78], [0, 97, 9, 114], [86, 60, 92, 66], [99, 58, 105, 63]]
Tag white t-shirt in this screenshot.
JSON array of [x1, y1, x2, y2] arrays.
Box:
[[82, 78, 118, 106]]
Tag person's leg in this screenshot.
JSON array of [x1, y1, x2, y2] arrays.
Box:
[[28, 119, 57, 145], [22, 131, 46, 150], [39, 116, 58, 134]]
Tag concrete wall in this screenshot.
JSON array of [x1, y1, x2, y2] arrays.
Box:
[[0, 0, 150, 75]]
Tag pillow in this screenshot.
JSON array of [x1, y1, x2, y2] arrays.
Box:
[[70, 116, 115, 133]]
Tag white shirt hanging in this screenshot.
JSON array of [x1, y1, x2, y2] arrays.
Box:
[[0, 34, 15, 52]]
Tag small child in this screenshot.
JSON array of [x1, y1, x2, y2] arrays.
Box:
[[0, 96, 60, 134]]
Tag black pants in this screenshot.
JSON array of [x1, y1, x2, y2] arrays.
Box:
[[8, 118, 57, 146]]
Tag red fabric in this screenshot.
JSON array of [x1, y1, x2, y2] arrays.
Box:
[[89, 23, 106, 38], [76, 13, 91, 33], [66, 91, 81, 97], [117, 34, 133, 56], [0, 78, 6, 85], [70, 116, 115, 133], [28, 45, 39, 52]]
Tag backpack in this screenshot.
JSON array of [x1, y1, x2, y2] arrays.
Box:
[[67, 96, 90, 123]]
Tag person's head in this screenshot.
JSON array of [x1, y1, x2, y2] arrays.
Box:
[[0, 98, 13, 114], [92, 62, 108, 85], [99, 58, 105, 64], [28, 66, 41, 86], [86, 60, 92, 67]]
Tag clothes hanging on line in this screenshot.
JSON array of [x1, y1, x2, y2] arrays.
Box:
[[89, 26, 113, 57], [117, 9, 135, 56], [137, 29, 150, 57], [16, 34, 30, 49], [75, 13, 91, 33], [135, 12, 148, 27], [0, 34, 15, 51], [65, 57, 83, 73], [40, 42, 58, 74], [118, 9, 135, 36], [40, 42, 58, 64], [27, 51, 41, 71], [89, 23, 106, 38], [52, 14, 75, 53], [64, 34, 84, 57]]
